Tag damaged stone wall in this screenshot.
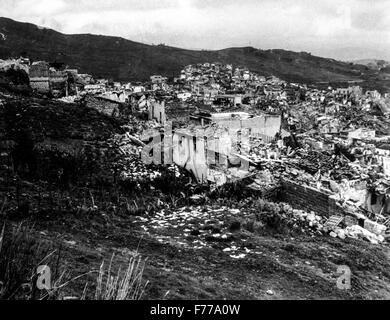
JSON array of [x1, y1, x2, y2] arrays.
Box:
[[29, 63, 68, 96], [247, 114, 281, 142], [29, 62, 50, 93], [49, 69, 68, 97], [212, 114, 281, 142], [84, 95, 122, 118], [279, 179, 346, 217]]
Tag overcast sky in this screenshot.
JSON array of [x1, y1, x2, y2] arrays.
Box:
[[1, 0, 389, 60]]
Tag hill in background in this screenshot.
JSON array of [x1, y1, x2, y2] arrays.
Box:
[[350, 59, 390, 70], [0, 17, 389, 92]]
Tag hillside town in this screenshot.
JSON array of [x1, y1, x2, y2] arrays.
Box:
[[1, 57, 390, 244], [1, 55, 390, 300]]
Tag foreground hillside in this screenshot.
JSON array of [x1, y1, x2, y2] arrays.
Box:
[[1, 95, 390, 300], [0, 17, 383, 86]]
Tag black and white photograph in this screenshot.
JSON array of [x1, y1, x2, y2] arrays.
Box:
[[0, 0, 389, 310]]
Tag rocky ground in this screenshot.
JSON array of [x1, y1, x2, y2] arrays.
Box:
[[2, 196, 390, 300]]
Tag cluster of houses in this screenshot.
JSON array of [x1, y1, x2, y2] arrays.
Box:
[[173, 63, 296, 107]]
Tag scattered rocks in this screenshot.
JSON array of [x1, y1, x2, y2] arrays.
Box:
[[64, 240, 76, 246], [329, 231, 337, 238], [134, 205, 240, 251], [345, 225, 385, 244]]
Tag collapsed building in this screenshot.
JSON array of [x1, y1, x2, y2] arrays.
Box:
[[142, 110, 282, 185], [82, 94, 126, 118], [29, 61, 69, 97]]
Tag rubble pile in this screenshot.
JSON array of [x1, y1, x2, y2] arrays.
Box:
[[295, 150, 349, 175], [286, 209, 326, 235], [339, 225, 384, 244], [108, 133, 184, 186]]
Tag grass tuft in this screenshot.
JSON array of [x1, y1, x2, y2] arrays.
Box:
[[94, 253, 148, 300]]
